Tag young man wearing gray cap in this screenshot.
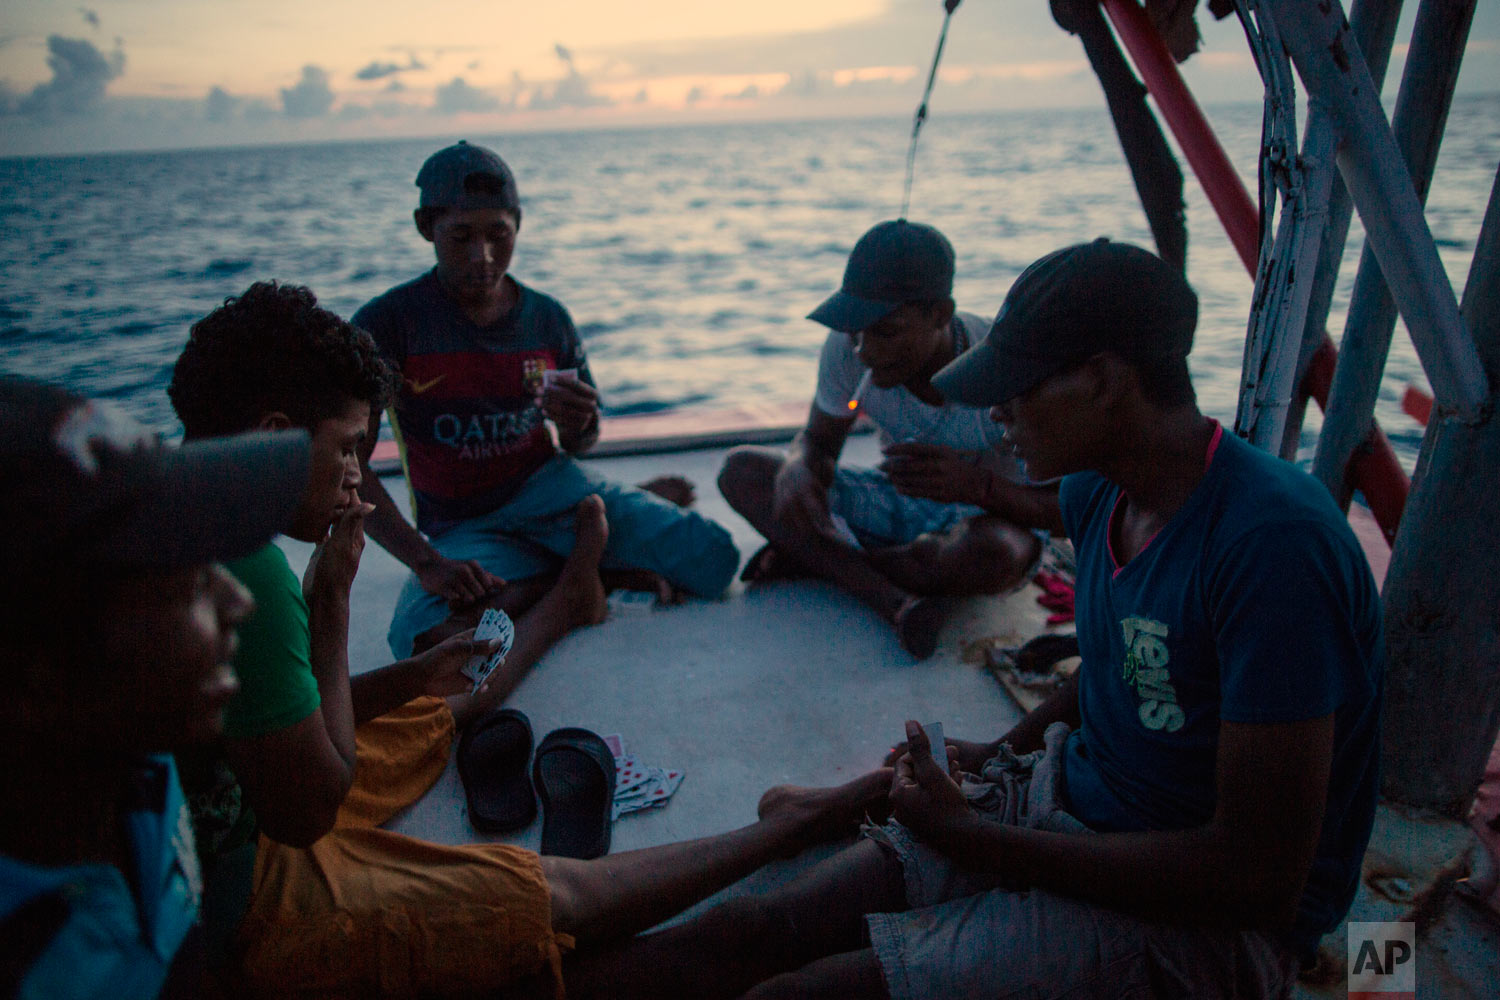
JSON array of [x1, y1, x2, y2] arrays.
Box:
[[718, 219, 1042, 658], [353, 140, 739, 659], [0, 376, 306, 999], [571, 240, 1383, 999]]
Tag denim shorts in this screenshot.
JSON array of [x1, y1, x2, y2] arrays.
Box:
[[863, 724, 1299, 1000]]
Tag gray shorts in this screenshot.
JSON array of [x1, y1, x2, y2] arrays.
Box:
[[863, 724, 1299, 1000]]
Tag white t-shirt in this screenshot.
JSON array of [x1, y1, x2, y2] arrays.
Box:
[[812, 311, 1022, 480]]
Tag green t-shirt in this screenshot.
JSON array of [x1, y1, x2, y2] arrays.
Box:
[[180, 543, 321, 865], [223, 543, 322, 740]]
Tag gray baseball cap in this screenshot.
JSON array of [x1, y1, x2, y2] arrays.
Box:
[[415, 140, 522, 216], [808, 220, 956, 334], [0, 377, 310, 574], [933, 239, 1197, 407]]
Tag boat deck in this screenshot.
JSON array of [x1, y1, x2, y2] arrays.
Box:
[[287, 432, 1043, 856]]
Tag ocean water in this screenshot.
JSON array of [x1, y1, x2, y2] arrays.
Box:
[[3, 97, 1496, 467]]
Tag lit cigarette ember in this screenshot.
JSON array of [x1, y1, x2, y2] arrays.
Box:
[[848, 370, 873, 412]]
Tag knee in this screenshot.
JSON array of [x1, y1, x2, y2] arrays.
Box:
[[717, 447, 779, 512], [947, 522, 1042, 594]]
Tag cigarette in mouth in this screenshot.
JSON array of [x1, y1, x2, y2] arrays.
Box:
[[847, 370, 873, 412]]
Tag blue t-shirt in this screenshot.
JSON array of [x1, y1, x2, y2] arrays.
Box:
[[0, 756, 202, 1000], [353, 271, 595, 534], [1058, 425, 1383, 959]]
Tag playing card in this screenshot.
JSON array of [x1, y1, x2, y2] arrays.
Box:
[[921, 721, 947, 775], [614, 754, 652, 796], [461, 608, 515, 691], [602, 733, 626, 760], [606, 590, 656, 617], [541, 367, 578, 388], [612, 765, 687, 818]]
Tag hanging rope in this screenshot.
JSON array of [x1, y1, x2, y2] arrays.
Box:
[[901, 0, 962, 219]]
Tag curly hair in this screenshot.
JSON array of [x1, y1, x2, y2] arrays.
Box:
[[169, 281, 396, 438]]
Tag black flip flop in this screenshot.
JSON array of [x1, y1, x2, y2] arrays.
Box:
[[532, 727, 616, 859], [457, 708, 536, 833]]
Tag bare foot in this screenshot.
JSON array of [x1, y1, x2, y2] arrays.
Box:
[[560, 495, 610, 627], [638, 474, 696, 508], [756, 768, 893, 854], [895, 595, 946, 660]]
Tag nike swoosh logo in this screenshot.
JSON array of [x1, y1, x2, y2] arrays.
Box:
[[407, 375, 446, 395]]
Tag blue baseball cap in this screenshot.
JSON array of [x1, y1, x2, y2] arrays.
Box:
[[416, 140, 522, 217], [808, 220, 956, 334], [933, 239, 1197, 406]]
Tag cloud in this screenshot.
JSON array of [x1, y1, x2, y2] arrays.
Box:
[[280, 65, 334, 118], [519, 43, 613, 111], [355, 61, 404, 81], [79, 8, 99, 29], [684, 85, 703, 105], [10, 35, 125, 118], [433, 76, 500, 114], [730, 83, 760, 101], [356, 52, 425, 81], [383, 78, 405, 93], [205, 85, 239, 123]]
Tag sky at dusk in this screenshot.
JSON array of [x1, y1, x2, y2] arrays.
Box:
[[2, 0, 1497, 157]]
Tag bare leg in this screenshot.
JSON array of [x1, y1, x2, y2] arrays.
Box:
[[443, 496, 609, 728], [867, 515, 1042, 597], [564, 832, 906, 1000], [719, 449, 924, 652], [740, 949, 888, 1000]]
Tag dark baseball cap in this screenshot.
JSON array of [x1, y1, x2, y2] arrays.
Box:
[[0, 377, 310, 575], [415, 140, 522, 216], [808, 220, 956, 334], [933, 239, 1197, 407]]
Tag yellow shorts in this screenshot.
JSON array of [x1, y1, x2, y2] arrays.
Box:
[[235, 698, 572, 998]]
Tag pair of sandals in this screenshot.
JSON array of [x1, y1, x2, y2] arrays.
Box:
[[456, 708, 616, 860]]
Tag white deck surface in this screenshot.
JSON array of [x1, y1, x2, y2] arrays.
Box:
[[277, 434, 1043, 856]]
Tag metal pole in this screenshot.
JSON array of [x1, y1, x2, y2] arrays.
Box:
[[1234, 0, 1333, 452], [1278, 0, 1406, 461], [1381, 163, 1500, 815], [1313, 0, 1477, 507], [1263, 0, 1490, 421], [1100, 0, 1259, 273]]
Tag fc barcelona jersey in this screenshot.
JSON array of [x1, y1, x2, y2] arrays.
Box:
[[353, 271, 595, 533]]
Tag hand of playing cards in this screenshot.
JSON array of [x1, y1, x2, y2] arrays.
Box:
[[602, 733, 685, 821], [462, 608, 515, 692]]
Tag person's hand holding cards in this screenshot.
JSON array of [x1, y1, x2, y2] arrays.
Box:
[[889, 720, 973, 846], [412, 626, 505, 698], [460, 608, 516, 693], [538, 368, 600, 440]]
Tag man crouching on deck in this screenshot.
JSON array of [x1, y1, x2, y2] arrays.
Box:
[[718, 220, 1044, 659], [567, 240, 1384, 999], [353, 140, 739, 660]]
